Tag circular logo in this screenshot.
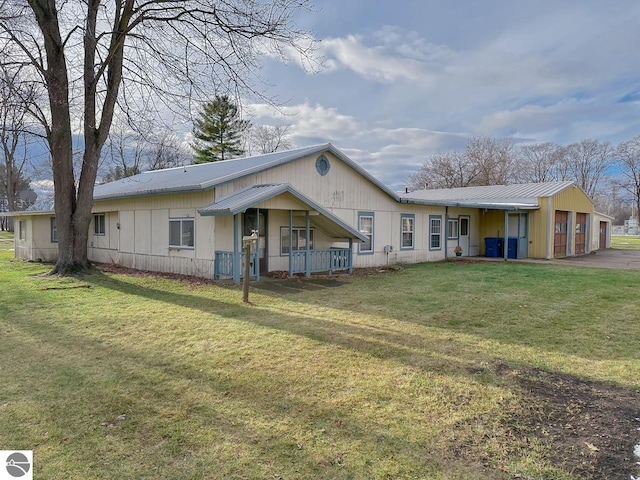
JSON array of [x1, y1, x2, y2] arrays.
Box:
[[6, 452, 30, 477]]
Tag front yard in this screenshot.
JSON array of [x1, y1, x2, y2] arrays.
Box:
[[0, 245, 639, 479]]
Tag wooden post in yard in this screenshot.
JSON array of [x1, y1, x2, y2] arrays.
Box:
[[243, 240, 251, 303]]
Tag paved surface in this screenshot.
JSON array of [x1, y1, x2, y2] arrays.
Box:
[[524, 249, 640, 270]]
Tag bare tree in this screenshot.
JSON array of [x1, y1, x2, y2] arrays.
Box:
[[101, 123, 146, 182], [513, 142, 566, 183], [0, 64, 38, 228], [250, 124, 292, 154], [408, 150, 478, 190], [564, 139, 612, 198], [0, 0, 314, 274], [407, 136, 515, 191], [146, 130, 187, 171], [465, 135, 515, 186], [614, 134, 640, 218]]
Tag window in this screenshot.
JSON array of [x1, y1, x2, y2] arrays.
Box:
[[429, 216, 442, 250], [447, 218, 459, 239], [401, 214, 414, 249], [358, 212, 374, 254], [18, 220, 26, 240], [50, 217, 58, 243], [169, 218, 194, 248], [280, 227, 314, 255], [94, 214, 106, 236]]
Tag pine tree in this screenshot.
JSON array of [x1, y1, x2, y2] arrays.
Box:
[[192, 95, 250, 163]]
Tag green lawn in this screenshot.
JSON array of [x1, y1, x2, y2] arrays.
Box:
[[611, 235, 640, 250], [1, 246, 639, 479]]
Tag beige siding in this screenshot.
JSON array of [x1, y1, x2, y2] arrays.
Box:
[[13, 215, 58, 262]]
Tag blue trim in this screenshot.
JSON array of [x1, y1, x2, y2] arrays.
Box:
[[400, 214, 415, 250], [315, 155, 330, 176], [288, 210, 293, 277], [358, 211, 374, 255], [429, 215, 442, 251]]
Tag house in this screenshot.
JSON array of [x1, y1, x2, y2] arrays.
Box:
[[5, 144, 608, 281]]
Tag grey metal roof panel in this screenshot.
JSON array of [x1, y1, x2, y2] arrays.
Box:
[[400, 181, 576, 204], [93, 143, 400, 202], [198, 183, 368, 242], [198, 184, 289, 215]]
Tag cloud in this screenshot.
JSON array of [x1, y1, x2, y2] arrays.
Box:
[[246, 100, 361, 142]]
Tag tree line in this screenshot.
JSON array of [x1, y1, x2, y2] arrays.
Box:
[[407, 135, 640, 224]]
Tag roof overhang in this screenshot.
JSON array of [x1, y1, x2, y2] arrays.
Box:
[[198, 183, 368, 242], [0, 210, 54, 217], [400, 197, 539, 211]]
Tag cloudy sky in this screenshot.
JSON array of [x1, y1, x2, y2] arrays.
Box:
[[245, 1, 640, 190]]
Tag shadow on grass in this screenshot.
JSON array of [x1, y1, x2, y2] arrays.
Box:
[[1, 270, 506, 479]]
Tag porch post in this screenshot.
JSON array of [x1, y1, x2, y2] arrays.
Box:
[[305, 210, 311, 277], [503, 210, 509, 261], [233, 213, 240, 283], [288, 210, 293, 278], [445, 206, 449, 259], [348, 238, 353, 274], [256, 208, 260, 281]]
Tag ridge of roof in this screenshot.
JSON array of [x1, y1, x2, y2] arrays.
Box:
[[93, 143, 399, 202]]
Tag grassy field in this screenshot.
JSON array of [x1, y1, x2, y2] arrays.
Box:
[[611, 234, 640, 250], [1, 239, 640, 479]]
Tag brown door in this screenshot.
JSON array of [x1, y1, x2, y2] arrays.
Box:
[[575, 213, 586, 254], [554, 210, 568, 256], [599, 221, 607, 249]]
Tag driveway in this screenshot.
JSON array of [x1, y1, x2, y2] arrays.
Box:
[[537, 249, 640, 270]]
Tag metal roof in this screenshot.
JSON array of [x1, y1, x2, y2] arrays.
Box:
[[400, 181, 579, 210], [93, 143, 399, 202], [0, 209, 54, 217], [198, 183, 368, 242]]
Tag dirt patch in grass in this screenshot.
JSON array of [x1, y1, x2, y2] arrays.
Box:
[[495, 362, 640, 479], [95, 262, 220, 287]]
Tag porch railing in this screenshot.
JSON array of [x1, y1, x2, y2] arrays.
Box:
[[214, 248, 352, 281], [214, 251, 257, 280], [290, 248, 352, 274]]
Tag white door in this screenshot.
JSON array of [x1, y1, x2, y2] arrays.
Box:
[[459, 216, 470, 256]]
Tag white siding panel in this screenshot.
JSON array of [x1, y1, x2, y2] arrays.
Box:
[[119, 211, 135, 253], [151, 210, 168, 255], [135, 210, 151, 254]]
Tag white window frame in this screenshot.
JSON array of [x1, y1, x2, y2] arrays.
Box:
[[401, 214, 414, 250], [447, 218, 459, 240], [169, 218, 195, 249], [429, 215, 442, 250], [358, 212, 374, 254], [280, 227, 314, 255], [94, 213, 106, 236], [18, 220, 26, 240]]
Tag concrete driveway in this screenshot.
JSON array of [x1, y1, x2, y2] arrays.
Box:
[[538, 249, 640, 270]]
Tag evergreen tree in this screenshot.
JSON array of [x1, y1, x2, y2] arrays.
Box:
[[192, 95, 249, 163]]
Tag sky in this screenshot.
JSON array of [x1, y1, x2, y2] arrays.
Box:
[[245, 0, 640, 190]]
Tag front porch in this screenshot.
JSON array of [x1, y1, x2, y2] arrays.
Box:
[[214, 247, 353, 282], [199, 183, 366, 284]]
